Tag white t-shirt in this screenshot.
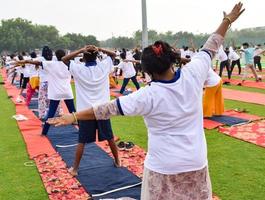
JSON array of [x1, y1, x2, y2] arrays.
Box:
[[42, 61, 73, 100], [118, 61, 136, 78], [22, 64, 32, 78], [182, 50, 194, 58], [204, 68, 221, 87], [228, 47, 240, 61], [217, 45, 228, 62], [118, 51, 211, 174], [37, 57, 48, 82], [254, 48, 263, 57], [70, 56, 113, 111]]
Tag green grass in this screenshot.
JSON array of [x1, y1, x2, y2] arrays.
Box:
[[0, 76, 47, 200]]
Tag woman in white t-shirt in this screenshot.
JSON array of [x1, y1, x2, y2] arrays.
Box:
[[19, 49, 76, 135], [118, 52, 140, 94], [48, 3, 244, 199]]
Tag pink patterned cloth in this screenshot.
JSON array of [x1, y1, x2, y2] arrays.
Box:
[[141, 166, 212, 200]]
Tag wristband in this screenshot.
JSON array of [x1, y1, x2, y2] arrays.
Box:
[[72, 112, 78, 123], [223, 16, 232, 28]]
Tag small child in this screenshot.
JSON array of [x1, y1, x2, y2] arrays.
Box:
[[118, 52, 140, 94]]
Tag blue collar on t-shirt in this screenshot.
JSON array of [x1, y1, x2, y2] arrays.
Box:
[[152, 68, 181, 84], [85, 61, 97, 67]]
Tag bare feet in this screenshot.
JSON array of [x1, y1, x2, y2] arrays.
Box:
[[68, 167, 78, 176]]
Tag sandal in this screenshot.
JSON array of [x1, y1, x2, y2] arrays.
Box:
[[117, 141, 126, 150]]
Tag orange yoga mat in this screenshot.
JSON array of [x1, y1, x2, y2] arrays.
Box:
[[223, 79, 265, 90], [219, 120, 265, 148], [223, 88, 265, 105], [1, 69, 56, 159]]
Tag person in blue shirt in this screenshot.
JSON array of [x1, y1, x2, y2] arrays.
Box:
[[240, 43, 261, 83]]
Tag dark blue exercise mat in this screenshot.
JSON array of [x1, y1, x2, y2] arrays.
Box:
[[29, 99, 38, 109], [206, 115, 249, 126], [47, 125, 141, 199]]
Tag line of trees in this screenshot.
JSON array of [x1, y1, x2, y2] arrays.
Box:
[[0, 18, 99, 53], [0, 18, 264, 53]]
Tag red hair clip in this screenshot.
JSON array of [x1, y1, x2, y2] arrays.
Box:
[[152, 44, 163, 56]]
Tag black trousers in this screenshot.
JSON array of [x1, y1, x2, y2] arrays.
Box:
[[231, 59, 241, 75], [254, 56, 262, 71], [219, 60, 231, 79]]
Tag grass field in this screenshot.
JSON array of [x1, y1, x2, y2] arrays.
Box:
[[1, 75, 265, 199], [0, 76, 47, 200]]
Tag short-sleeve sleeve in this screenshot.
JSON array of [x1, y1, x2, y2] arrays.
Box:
[[100, 56, 113, 73], [184, 51, 212, 86], [42, 61, 52, 72], [117, 87, 152, 117], [69, 60, 78, 76], [117, 62, 124, 70]]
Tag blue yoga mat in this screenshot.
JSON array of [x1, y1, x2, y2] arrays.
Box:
[[206, 115, 249, 126], [47, 125, 141, 199], [29, 100, 142, 199]]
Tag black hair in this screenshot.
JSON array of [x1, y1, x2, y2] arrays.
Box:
[[18, 55, 24, 60], [242, 43, 249, 47], [83, 50, 98, 62], [120, 52, 126, 60], [141, 40, 180, 76], [55, 49, 66, 61], [10, 54, 15, 59], [21, 52, 26, 56], [184, 46, 189, 51], [42, 46, 53, 61], [30, 52, 37, 58]]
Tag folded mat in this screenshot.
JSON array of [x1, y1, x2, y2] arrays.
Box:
[[206, 115, 249, 126]]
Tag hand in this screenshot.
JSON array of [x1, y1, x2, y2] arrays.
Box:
[[224, 2, 245, 23], [85, 45, 99, 53], [47, 114, 75, 127]]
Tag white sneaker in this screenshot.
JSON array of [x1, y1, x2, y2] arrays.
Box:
[[15, 96, 23, 103]]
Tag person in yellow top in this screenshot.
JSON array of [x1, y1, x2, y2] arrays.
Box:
[[203, 68, 224, 117]]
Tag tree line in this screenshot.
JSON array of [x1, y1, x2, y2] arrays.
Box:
[[0, 18, 99, 53], [0, 18, 264, 53]]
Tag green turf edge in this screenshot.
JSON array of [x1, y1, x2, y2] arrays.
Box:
[[0, 75, 48, 200]]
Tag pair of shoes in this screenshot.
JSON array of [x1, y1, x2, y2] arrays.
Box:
[[117, 141, 135, 151]]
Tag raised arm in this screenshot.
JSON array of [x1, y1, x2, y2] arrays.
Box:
[[202, 2, 245, 58], [98, 47, 116, 58], [62, 46, 87, 66]]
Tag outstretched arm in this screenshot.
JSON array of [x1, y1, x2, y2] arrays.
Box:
[[47, 100, 120, 126], [124, 59, 141, 64], [15, 60, 41, 66]]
